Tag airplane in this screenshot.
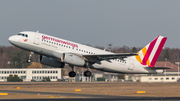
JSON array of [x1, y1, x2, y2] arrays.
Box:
[[8, 31, 170, 77]]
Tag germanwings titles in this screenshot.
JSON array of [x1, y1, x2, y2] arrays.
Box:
[[8, 31, 170, 77]]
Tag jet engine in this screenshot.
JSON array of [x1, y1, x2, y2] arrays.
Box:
[[61, 53, 85, 66], [39, 55, 65, 68]]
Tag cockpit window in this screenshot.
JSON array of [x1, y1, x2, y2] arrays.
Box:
[[17, 33, 28, 37]]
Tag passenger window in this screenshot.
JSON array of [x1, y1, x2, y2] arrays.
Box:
[[25, 35, 28, 37], [22, 34, 25, 36], [17, 33, 21, 35]]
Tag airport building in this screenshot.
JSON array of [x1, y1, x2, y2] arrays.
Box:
[[0, 68, 61, 81], [125, 61, 180, 82]]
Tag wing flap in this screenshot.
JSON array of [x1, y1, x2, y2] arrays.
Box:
[[82, 53, 138, 62]]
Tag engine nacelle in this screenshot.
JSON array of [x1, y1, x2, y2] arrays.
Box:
[[39, 55, 65, 68], [61, 53, 85, 66]]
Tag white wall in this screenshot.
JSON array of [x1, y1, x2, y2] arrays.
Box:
[[0, 68, 61, 81]]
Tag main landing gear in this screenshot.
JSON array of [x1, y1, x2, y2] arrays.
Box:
[[69, 65, 76, 77], [68, 64, 92, 77], [27, 52, 34, 63]]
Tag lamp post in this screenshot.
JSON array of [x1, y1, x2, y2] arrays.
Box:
[[165, 58, 167, 77], [175, 62, 180, 78]]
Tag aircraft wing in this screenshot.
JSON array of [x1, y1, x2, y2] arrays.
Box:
[[82, 53, 138, 62]]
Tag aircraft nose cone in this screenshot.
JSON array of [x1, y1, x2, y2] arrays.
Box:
[[8, 36, 14, 44]]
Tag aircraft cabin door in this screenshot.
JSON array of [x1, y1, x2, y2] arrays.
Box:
[[128, 59, 134, 70], [33, 33, 40, 45]]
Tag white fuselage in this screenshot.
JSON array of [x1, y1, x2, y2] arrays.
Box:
[[9, 31, 162, 74]]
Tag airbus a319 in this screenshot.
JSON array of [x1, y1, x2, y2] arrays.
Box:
[[8, 31, 170, 77]]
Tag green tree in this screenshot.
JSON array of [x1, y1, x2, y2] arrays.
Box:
[[132, 47, 137, 53], [7, 75, 23, 82], [42, 77, 51, 82]]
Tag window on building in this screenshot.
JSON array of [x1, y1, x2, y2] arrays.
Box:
[[48, 71, 49, 73], [45, 71, 47, 73], [56, 71, 58, 73], [18, 71, 20, 73], [40, 71, 41, 73], [155, 78, 158, 80], [166, 78, 169, 80], [149, 78, 152, 80], [10, 71, 12, 73], [37, 71, 39, 73], [53, 71, 55, 73], [53, 76, 55, 79], [161, 78, 163, 80], [21, 71, 23, 74], [4, 71, 6, 74], [24, 71, 26, 73], [42, 71, 44, 73], [50, 71, 52, 73], [172, 77, 175, 80], [15, 71, 17, 73]]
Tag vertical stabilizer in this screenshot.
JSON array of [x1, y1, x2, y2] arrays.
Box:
[[135, 36, 167, 67]]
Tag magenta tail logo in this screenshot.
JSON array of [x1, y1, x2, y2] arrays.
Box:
[[136, 36, 167, 67]]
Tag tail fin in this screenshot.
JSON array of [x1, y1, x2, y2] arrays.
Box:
[[135, 36, 167, 67]]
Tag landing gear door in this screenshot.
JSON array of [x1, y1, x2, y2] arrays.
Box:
[[33, 33, 40, 45], [128, 59, 134, 70]]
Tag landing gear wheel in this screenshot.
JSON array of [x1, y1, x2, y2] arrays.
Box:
[[27, 59, 31, 63], [84, 71, 92, 77], [69, 71, 76, 77], [27, 52, 34, 63]]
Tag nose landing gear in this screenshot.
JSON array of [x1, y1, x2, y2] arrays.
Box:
[[27, 52, 34, 63]]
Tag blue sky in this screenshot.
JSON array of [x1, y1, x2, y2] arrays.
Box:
[[1, 0, 180, 48]]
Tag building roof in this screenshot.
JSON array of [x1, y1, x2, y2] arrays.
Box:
[[155, 61, 179, 72]]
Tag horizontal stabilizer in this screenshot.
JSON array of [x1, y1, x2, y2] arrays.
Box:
[[144, 67, 171, 69]]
